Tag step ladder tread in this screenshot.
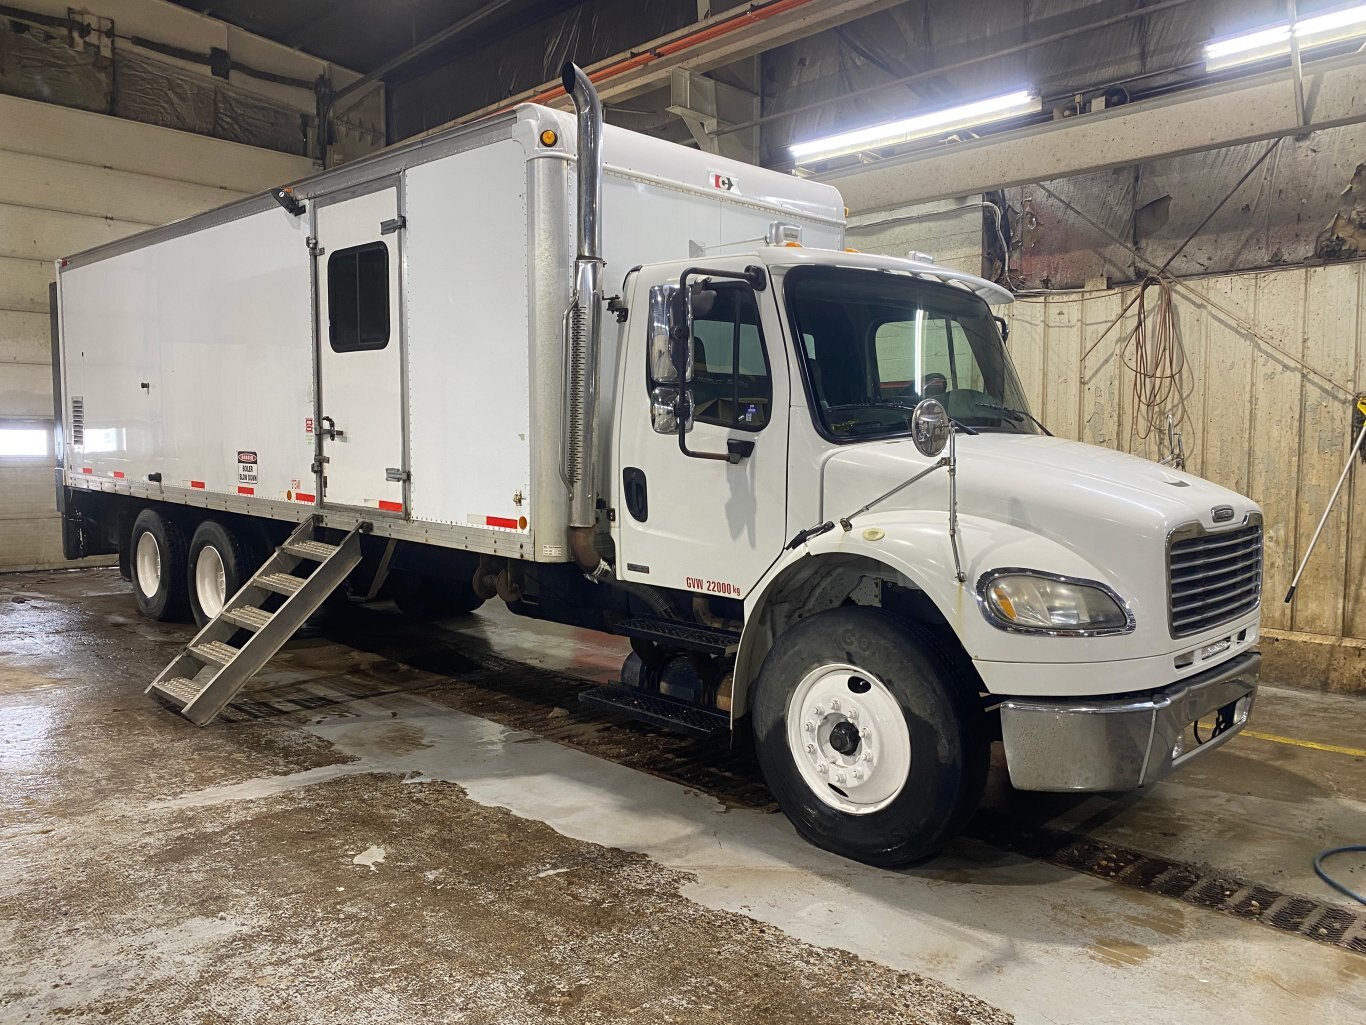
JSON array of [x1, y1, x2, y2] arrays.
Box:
[[224, 606, 273, 631], [190, 639, 240, 665], [257, 571, 306, 594], [579, 685, 729, 737], [152, 677, 201, 706], [612, 617, 740, 654], [284, 539, 340, 560]]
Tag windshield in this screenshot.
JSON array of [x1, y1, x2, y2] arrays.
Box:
[[784, 265, 1040, 440]]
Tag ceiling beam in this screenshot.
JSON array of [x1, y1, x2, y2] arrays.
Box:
[[819, 53, 1366, 214], [443, 0, 905, 126]]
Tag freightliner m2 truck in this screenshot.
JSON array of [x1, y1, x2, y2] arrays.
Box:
[[52, 65, 1262, 866]]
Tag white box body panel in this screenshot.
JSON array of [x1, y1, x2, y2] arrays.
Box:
[[55, 105, 845, 559], [60, 204, 315, 501]]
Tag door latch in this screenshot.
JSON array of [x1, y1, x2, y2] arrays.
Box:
[[319, 415, 343, 440], [385, 467, 410, 482]]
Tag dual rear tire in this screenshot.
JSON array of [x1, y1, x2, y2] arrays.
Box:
[[128, 510, 256, 627]]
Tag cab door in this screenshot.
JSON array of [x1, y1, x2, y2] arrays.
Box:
[[314, 183, 406, 514], [613, 271, 789, 602]]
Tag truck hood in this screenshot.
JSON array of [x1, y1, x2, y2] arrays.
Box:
[[821, 432, 1260, 606]]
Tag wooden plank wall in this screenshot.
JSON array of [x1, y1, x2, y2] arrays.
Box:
[[1005, 262, 1366, 644], [0, 93, 313, 572]]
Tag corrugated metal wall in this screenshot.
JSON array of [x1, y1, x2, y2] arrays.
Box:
[[1005, 261, 1366, 646], [0, 92, 312, 571]]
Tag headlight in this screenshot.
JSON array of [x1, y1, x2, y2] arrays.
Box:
[[978, 571, 1133, 635]]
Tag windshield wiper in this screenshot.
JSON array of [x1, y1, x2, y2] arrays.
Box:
[[970, 399, 1052, 436]]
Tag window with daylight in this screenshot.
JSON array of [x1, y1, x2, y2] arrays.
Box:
[[0, 426, 51, 457], [327, 241, 390, 352]]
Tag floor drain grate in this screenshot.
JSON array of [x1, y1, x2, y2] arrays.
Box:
[[969, 810, 1366, 956]]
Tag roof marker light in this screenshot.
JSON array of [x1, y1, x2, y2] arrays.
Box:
[[789, 89, 1040, 165]]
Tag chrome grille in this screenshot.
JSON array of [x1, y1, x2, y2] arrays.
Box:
[[1168, 521, 1263, 638]]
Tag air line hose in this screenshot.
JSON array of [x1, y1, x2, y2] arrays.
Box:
[[1314, 845, 1366, 904]]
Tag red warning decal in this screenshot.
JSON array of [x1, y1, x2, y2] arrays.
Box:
[[237, 486, 254, 496], [294, 492, 315, 503], [378, 500, 403, 512], [81, 467, 92, 474], [112, 470, 125, 479], [190, 480, 205, 489]]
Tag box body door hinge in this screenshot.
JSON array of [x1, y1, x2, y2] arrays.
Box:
[[385, 467, 410, 483], [380, 216, 407, 235]]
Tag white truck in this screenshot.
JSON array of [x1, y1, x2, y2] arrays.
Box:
[[52, 64, 1262, 866]]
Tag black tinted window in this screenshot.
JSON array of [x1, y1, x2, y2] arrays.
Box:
[[328, 242, 390, 352], [690, 286, 771, 431]]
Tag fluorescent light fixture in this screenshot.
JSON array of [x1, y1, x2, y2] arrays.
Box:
[[1205, 3, 1366, 71], [790, 89, 1040, 164]]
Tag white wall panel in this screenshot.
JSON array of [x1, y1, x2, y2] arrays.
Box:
[[0, 96, 312, 571], [1005, 261, 1366, 649]]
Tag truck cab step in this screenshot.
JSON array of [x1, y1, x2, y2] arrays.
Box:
[[611, 617, 739, 656], [257, 572, 305, 595], [150, 676, 200, 707], [579, 685, 729, 737]]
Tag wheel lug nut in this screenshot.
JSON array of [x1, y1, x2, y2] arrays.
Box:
[[816, 762, 828, 775], [804, 720, 815, 733], [830, 699, 840, 711], [847, 707, 858, 721], [835, 772, 847, 784], [806, 743, 815, 754], [813, 705, 823, 716], [852, 769, 863, 781], [860, 727, 871, 738]]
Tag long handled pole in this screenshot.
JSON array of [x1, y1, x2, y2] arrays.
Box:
[[1285, 398, 1366, 604]]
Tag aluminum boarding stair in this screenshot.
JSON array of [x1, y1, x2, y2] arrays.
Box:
[[146, 516, 365, 725]]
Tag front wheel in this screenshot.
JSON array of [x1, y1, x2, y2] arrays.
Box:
[[750, 606, 988, 867]]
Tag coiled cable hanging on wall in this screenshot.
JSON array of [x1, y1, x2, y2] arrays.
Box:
[[1123, 275, 1187, 465]]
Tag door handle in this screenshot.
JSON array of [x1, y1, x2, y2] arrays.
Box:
[[726, 439, 755, 462], [319, 415, 345, 440]]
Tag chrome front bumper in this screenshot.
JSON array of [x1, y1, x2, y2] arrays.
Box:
[[999, 652, 1259, 792]]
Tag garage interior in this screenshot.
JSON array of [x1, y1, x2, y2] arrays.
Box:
[[2, 1, 1366, 1022]]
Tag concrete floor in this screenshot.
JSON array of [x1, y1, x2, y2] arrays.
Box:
[[1, 568, 1363, 1024]]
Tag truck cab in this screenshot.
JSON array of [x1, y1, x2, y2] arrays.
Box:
[[606, 243, 1261, 866]]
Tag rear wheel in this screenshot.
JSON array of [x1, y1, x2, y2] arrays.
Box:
[[129, 509, 189, 622], [187, 520, 255, 627], [751, 606, 988, 867]]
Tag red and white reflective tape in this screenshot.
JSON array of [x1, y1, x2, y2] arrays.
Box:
[[190, 480, 205, 490], [237, 486, 254, 496]]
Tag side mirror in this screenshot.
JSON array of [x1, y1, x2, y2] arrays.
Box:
[[648, 284, 693, 435], [994, 314, 1010, 344], [911, 398, 951, 458], [648, 284, 685, 383]]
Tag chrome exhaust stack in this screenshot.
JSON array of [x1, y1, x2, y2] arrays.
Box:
[[561, 62, 610, 577]]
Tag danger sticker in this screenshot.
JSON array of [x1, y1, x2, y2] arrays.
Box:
[[237, 449, 258, 485]]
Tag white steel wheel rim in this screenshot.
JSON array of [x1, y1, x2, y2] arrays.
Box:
[[194, 545, 227, 618], [786, 663, 911, 816], [134, 531, 162, 599]]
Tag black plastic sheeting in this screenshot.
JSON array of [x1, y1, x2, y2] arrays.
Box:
[[0, 18, 308, 155], [763, 0, 1366, 286], [387, 0, 696, 139]]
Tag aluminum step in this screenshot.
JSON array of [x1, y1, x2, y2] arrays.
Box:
[[150, 676, 200, 706], [611, 617, 740, 656], [578, 685, 730, 737], [283, 539, 339, 561], [257, 572, 305, 595], [190, 640, 240, 665], [223, 605, 273, 631]]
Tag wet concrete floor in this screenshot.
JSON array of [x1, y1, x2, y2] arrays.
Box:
[[1, 567, 1363, 1024]]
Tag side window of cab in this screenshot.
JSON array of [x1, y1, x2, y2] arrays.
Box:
[[686, 285, 773, 431]]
